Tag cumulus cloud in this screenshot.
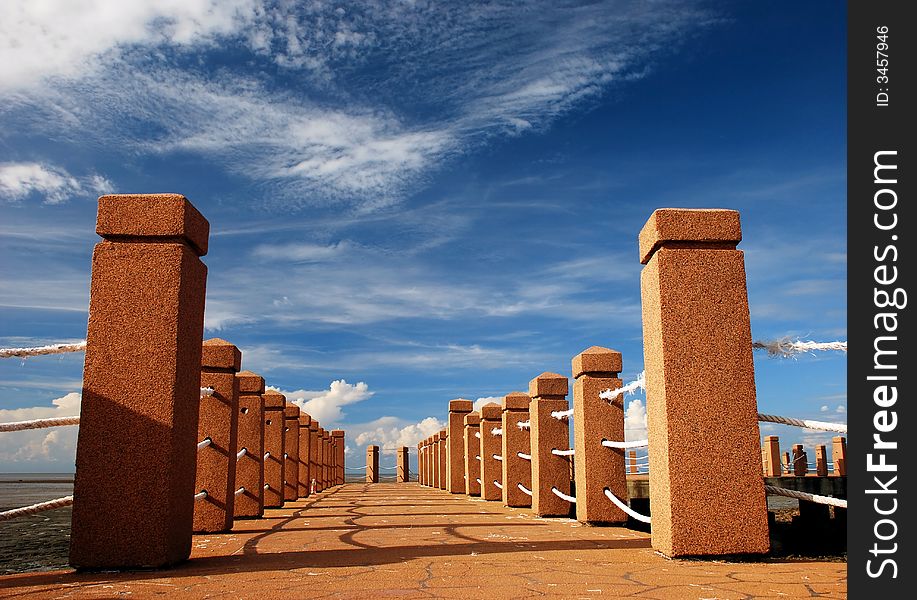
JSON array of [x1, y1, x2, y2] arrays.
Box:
[[836, 404, 846, 414], [820, 405, 829, 412], [352, 416, 445, 453], [624, 398, 647, 441], [0, 162, 113, 204], [472, 396, 502, 413], [270, 379, 373, 426], [0, 392, 81, 470]]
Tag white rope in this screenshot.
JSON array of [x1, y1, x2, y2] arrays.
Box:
[[344, 465, 368, 470], [518, 483, 532, 496], [0, 341, 86, 358], [197, 437, 212, 450], [765, 485, 847, 508], [550, 408, 574, 420], [264, 484, 270, 490], [234, 487, 246, 496], [264, 452, 271, 459], [0, 416, 80, 433], [758, 413, 847, 434], [599, 371, 646, 403], [493, 454, 503, 461], [476, 478, 482, 485], [236, 448, 248, 459], [0, 495, 74, 522], [517, 452, 531, 461], [601, 439, 649, 450], [494, 480, 503, 490], [603, 488, 651, 523], [194, 491, 208, 501], [517, 420, 530, 430], [491, 427, 503, 436], [552, 448, 574, 456], [475, 455, 481, 461], [200, 387, 215, 397], [753, 339, 847, 358], [551, 487, 576, 503], [475, 431, 481, 439]]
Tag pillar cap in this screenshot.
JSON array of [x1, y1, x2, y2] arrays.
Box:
[[502, 392, 531, 410], [439, 429, 447, 438], [96, 194, 210, 256], [764, 435, 779, 441], [367, 445, 379, 451], [448, 398, 474, 412], [572, 346, 622, 378], [309, 421, 319, 431], [262, 390, 285, 408], [201, 338, 242, 371], [236, 370, 265, 394], [433, 432, 441, 441], [480, 403, 502, 420], [298, 414, 312, 426], [317, 427, 325, 435], [464, 411, 480, 426], [638, 208, 741, 265], [528, 372, 568, 398], [331, 430, 345, 438], [322, 431, 330, 439], [284, 404, 301, 419]]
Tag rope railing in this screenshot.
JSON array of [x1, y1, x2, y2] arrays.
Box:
[[236, 448, 248, 460], [764, 485, 847, 508], [752, 339, 847, 358], [600, 439, 649, 450], [551, 487, 576, 503], [264, 452, 271, 460], [0, 341, 87, 358], [518, 483, 532, 496], [603, 488, 651, 523], [550, 408, 574, 420], [193, 490, 208, 501], [200, 387, 215, 397], [234, 487, 246, 496], [551, 448, 574, 456], [758, 413, 847, 434], [0, 495, 74, 522], [517, 420, 530, 430], [517, 452, 531, 461], [493, 454, 503, 461], [197, 437, 212, 450], [491, 427, 503, 436], [476, 478, 482, 485], [474, 431, 481, 438], [0, 416, 80, 433], [493, 480, 503, 490], [599, 371, 646, 403]]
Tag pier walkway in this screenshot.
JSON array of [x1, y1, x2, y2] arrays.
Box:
[[0, 483, 845, 599]]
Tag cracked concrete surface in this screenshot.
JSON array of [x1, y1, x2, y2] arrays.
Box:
[[0, 483, 846, 598]]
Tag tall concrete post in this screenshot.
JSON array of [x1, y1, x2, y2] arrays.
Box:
[[479, 405, 502, 500], [501, 392, 532, 507], [262, 390, 286, 507], [426, 437, 435, 486], [367, 445, 380, 483], [529, 372, 571, 517], [234, 371, 265, 518], [297, 414, 312, 498], [763, 436, 782, 477], [792, 444, 808, 476], [309, 422, 320, 493], [194, 338, 240, 533], [332, 430, 345, 485], [832, 437, 847, 476], [418, 442, 426, 485], [283, 404, 300, 501], [397, 446, 410, 482], [447, 399, 473, 492], [639, 208, 769, 557], [314, 426, 324, 492], [815, 444, 828, 476], [438, 429, 448, 490], [464, 413, 481, 496], [572, 346, 627, 524], [323, 432, 332, 489]]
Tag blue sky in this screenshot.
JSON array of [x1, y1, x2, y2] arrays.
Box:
[[0, 1, 846, 472]]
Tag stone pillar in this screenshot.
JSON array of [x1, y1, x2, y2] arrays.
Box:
[[333, 430, 345, 485], [447, 399, 473, 493], [763, 436, 781, 477], [529, 372, 571, 517], [501, 392, 532, 507], [297, 414, 311, 498], [628, 451, 638, 474], [262, 390, 286, 508], [815, 444, 828, 477], [418, 442, 425, 485], [323, 431, 332, 489], [397, 446, 410, 482], [572, 346, 627, 524], [464, 413, 481, 496], [438, 429, 448, 490], [283, 404, 300, 501], [435, 433, 445, 488], [193, 338, 240, 533], [425, 437, 434, 486], [70, 194, 209, 569], [782, 452, 792, 474], [309, 422, 321, 493], [479, 405, 502, 501], [832, 436, 847, 476], [792, 444, 808, 476], [367, 445, 380, 483], [639, 208, 769, 557], [233, 371, 265, 519]]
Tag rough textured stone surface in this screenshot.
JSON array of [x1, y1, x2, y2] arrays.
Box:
[[5, 484, 845, 599], [234, 372, 265, 519], [463, 413, 481, 496], [792, 444, 808, 476], [96, 193, 210, 256], [323, 432, 332, 490], [640, 209, 769, 557], [332, 430, 345, 485], [529, 396, 571, 517], [283, 405, 300, 501], [297, 416, 312, 498], [815, 444, 828, 477], [447, 399, 473, 493], [479, 404, 502, 501], [501, 393, 532, 507], [194, 340, 240, 533], [396, 447, 410, 482], [417, 443, 425, 485], [528, 372, 568, 399], [367, 445, 380, 483], [638, 208, 741, 265], [832, 437, 846, 476], [572, 346, 626, 524], [432, 434, 441, 489], [763, 436, 782, 477], [71, 199, 208, 568], [425, 438, 434, 487], [307, 423, 319, 494], [262, 391, 286, 508], [316, 428, 326, 492], [438, 430, 448, 490]]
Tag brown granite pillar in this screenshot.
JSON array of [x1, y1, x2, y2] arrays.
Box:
[[832, 436, 847, 476], [283, 404, 300, 501], [529, 372, 571, 517], [628, 451, 639, 475], [464, 413, 481, 496], [815, 444, 828, 477], [396, 446, 410, 482], [297, 414, 312, 498], [193, 339, 240, 533], [792, 444, 808, 476], [309, 422, 320, 493], [233, 371, 265, 519], [425, 438, 433, 486], [323, 431, 332, 489], [333, 430, 345, 485], [438, 430, 448, 490], [763, 436, 782, 477], [639, 208, 769, 557], [572, 346, 627, 524], [432, 433, 442, 488], [447, 399, 473, 493], [262, 390, 286, 508], [367, 445, 380, 483], [479, 405, 502, 501], [501, 392, 532, 507], [70, 194, 209, 569]]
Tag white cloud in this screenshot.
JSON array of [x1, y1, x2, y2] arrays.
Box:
[[352, 416, 445, 453], [820, 405, 829, 412], [472, 397, 502, 413], [836, 404, 846, 414], [0, 392, 81, 469], [0, 162, 113, 204], [271, 379, 373, 426], [624, 398, 647, 441]]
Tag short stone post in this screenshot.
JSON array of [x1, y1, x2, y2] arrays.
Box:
[[333, 430, 345, 485], [529, 372, 571, 517], [193, 338, 240, 533], [397, 446, 410, 482], [447, 399, 473, 493], [464, 413, 482, 496], [782, 452, 792, 474], [70, 194, 209, 569], [763, 436, 781, 477], [832, 436, 847, 476], [572, 346, 627, 524], [234, 371, 265, 518], [501, 392, 532, 507], [283, 404, 300, 501], [297, 414, 312, 498], [815, 444, 828, 476], [628, 451, 638, 474], [479, 404, 502, 501], [262, 390, 286, 508], [438, 429, 448, 490], [792, 444, 808, 476], [309, 422, 321, 493], [367, 445, 380, 483], [639, 208, 769, 557]]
